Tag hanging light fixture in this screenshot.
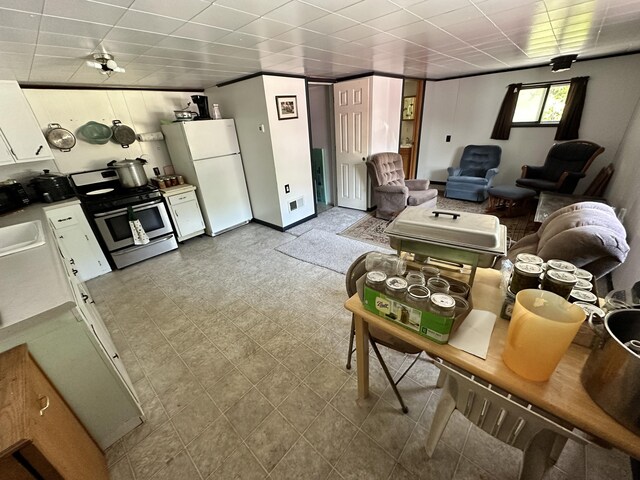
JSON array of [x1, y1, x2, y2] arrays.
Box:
[[86, 53, 126, 77], [550, 54, 578, 73]]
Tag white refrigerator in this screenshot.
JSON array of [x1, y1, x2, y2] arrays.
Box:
[[162, 119, 253, 236]]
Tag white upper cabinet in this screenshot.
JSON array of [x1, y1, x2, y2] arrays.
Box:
[[0, 81, 54, 164]]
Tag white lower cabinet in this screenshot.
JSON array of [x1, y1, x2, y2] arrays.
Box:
[[162, 185, 205, 241], [0, 302, 144, 449], [44, 200, 111, 281]]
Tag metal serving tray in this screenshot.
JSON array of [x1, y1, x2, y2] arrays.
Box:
[[384, 207, 508, 284]]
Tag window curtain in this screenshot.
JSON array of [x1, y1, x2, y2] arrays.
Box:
[[555, 76, 589, 141], [490, 83, 521, 140]]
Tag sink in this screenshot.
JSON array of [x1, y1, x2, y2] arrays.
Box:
[[0, 220, 46, 257]]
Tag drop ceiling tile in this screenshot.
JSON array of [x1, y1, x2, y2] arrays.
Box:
[[253, 38, 297, 54], [116, 10, 185, 34], [338, 0, 399, 22], [205, 43, 260, 59], [299, 0, 363, 11], [156, 35, 209, 51], [0, 0, 43, 13], [354, 32, 400, 48], [0, 26, 38, 43], [95, 39, 151, 55], [442, 17, 501, 39], [477, 0, 542, 15], [2, 52, 34, 67], [263, 1, 329, 26], [274, 27, 326, 44], [213, 0, 289, 16], [216, 31, 266, 47], [40, 16, 112, 38], [191, 4, 258, 30], [105, 27, 167, 46], [428, 5, 486, 28], [301, 13, 357, 34], [365, 9, 422, 30], [37, 32, 101, 49], [406, 0, 470, 20], [91, 0, 135, 7], [0, 40, 35, 54], [238, 18, 293, 37], [0, 67, 29, 81], [171, 23, 230, 42], [44, 0, 126, 25], [0, 8, 41, 29], [35, 44, 91, 59], [333, 23, 379, 41], [129, 0, 210, 20]]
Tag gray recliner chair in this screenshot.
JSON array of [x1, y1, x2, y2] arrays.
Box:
[[366, 152, 438, 220], [506, 202, 629, 279], [445, 145, 502, 202]]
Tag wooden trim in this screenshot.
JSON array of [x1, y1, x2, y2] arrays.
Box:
[[409, 80, 425, 179], [217, 71, 306, 88], [21, 84, 203, 92]]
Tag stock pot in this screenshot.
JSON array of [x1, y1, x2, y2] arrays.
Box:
[[581, 308, 640, 434], [108, 158, 148, 188]]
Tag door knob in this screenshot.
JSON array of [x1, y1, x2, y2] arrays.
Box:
[[362, 157, 366, 161]]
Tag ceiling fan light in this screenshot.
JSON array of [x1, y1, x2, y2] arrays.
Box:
[[106, 59, 118, 70], [550, 54, 578, 72]]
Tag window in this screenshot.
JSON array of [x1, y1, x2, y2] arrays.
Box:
[[512, 83, 570, 125]]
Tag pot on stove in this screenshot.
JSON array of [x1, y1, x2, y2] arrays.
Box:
[[30, 169, 75, 203], [108, 157, 149, 188]]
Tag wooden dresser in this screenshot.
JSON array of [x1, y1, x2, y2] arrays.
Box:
[[0, 345, 108, 479]]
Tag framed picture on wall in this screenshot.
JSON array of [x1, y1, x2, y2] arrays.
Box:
[[276, 95, 298, 120]]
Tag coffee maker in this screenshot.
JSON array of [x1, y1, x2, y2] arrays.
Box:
[[191, 95, 211, 120]]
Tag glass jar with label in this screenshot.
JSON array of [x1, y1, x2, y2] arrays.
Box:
[[501, 288, 516, 320], [541, 270, 577, 299], [451, 295, 470, 317], [515, 253, 544, 266], [365, 271, 387, 291], [574, 278, 593, 291], [574, 268, 593, 282], [420, 265, 440, 279], [406, 285, 430, 310], [428, 293, 456, 318], [385, 276, 408, 299], [574, 302, 605, 322], [546, 259, 576, 274], [569, 289, 598, 305], [510, 262, 543, 294]]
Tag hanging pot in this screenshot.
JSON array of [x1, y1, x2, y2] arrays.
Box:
[[111, 120, 136, 148], [108, 157, 148, 188], [581, 308, 640, 434], [78, 121, 112, 144], [45, 123, 76, 152], [30, 169, 75, 203]]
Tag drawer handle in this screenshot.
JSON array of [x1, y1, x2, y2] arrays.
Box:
[[39, 395, 50, 416], [57, 217, 72, 222], [81, 293, 89, 303], [72, 268, 78, 276], [36, 145, 43, 155]]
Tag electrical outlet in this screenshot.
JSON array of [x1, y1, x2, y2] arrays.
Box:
[[285, 184, 290, 193], [258, 124, 265, 132], [446, 135, 451, 142]]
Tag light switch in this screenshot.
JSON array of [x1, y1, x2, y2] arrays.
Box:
[[258, 124, 265, 132]]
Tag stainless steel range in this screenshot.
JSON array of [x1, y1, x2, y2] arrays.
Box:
[[69, 169, 178, 269]]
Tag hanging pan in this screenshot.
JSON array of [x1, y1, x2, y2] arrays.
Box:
[[45, 123, 76, 152], [111, 120, 136, 148]]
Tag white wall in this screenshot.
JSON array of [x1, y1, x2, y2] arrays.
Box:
[[206, 75, 314, 229], [608, 95, 640, 290], [205, 77, 280, 226], [263, 75, 314, 227], [22, 88, 200, 178], [417, 54, 640, 190], [370, 75, 402, 155]]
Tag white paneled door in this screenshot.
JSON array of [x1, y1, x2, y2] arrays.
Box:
[[334, 78, 370, 211]]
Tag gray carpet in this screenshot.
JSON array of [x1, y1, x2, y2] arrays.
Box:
[[286, 207, 368, 236], [275, 228, 393, 274]]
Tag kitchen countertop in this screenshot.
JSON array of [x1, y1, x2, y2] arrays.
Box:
[[0, 199, 77, 329]]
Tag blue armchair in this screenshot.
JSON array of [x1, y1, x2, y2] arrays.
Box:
[[445, 145, 502, 202]]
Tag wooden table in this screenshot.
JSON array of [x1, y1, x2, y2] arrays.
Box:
[[534, 191, 609, 223], [345, 268, 640, 460]]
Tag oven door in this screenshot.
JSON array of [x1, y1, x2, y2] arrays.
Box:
[[93, 199, 173, 251]]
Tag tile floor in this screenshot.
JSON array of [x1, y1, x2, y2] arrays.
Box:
[[86, 221, 634, 480]]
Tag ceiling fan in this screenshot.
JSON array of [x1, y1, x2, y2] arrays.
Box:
[[86, 53, 125, 76]]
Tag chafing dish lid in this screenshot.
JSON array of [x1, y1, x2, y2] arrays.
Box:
[[385, 208, 502, 249]]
